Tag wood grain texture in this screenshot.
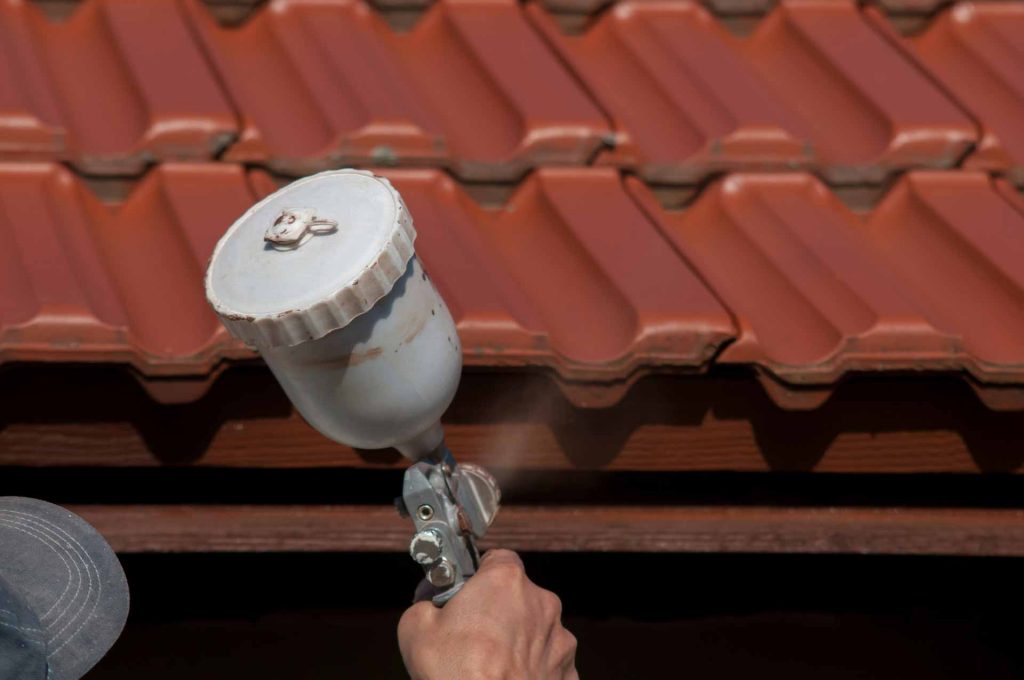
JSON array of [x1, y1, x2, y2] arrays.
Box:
[[2, 368, 1022, 474], [71, 504, 1024, 556]]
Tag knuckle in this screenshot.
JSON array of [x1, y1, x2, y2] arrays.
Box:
[[480, 550, 525, 575], [484, 548, 520, 563], [563, 629, 578, 653], [486, 561, 525, 585], [558, 629, 579, 665], [397, 602, 432, 638], [541, 590, 563, 618]]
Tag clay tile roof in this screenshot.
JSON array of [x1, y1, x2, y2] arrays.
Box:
[[1, 0, 1023, 409], [0, 0, 236, 172], [184, 0, 609, 180], [531, 0, 976, 183], [909, 2, 1024, 182], [631, 171, 1024, 406]]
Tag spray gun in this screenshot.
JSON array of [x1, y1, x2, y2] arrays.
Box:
[[204, 169, 500, 604]]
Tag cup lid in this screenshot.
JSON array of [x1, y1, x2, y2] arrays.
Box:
[[205, 169, 416, 348]]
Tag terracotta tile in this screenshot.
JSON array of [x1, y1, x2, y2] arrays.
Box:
[[530, 1, 810, 183], [539, 0, 962, 14], [0, 163, 127, 345], [866, 171, 1024, 377], [908, 2, 1024, 183], [376, 169, 550, 360], [382, 167, 735, 405], [233, 167, 736, 401], [187, 0, 609, 181], [630, 171, 1024, 406], [4, 164, 1023, 407], [0, 163, 254, 377], [996, 178, 1024, 212], [532, 0, 976, 183], [711, 0, 958, 12], [0, 163, 733, 407], [0, 0, 237, 173], [631, 174, 952, 380], [743, 1, 975, 183], [539, 0, 1012, 16]]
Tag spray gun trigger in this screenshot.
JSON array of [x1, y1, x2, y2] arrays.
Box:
[[452, 464, 501, 538]]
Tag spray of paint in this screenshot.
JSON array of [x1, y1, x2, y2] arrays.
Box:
[[457, 372, 567, 494]]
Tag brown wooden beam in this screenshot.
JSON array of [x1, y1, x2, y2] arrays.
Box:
[[3, 369, 1023, 473], [71, 504, 1024, 556]]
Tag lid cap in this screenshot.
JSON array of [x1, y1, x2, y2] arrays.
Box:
[[205, 169, 416, 348]]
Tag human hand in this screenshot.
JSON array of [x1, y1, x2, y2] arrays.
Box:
[[398, 549, 579, 680]]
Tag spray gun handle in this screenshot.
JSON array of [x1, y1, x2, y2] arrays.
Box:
[[401, 457, 501, 606]]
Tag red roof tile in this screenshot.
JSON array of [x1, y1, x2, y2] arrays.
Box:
[[187, 0, 609, 181], [909, 2, 1024, 183], [1, 0, 1023, 410], [531, 0, 976, 183], [0, 163, 251, 377], [540, 0, 963, 14], [3, 163, 1023, 408], [0, 0, 236, 173], [867, 172, 1024, 375], [631, 171, 1024, 405], [250, 0, 969, 16], [381, 168, 735, 404], [0, 163, 733, 405], [0, 0, 1007, 184]]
